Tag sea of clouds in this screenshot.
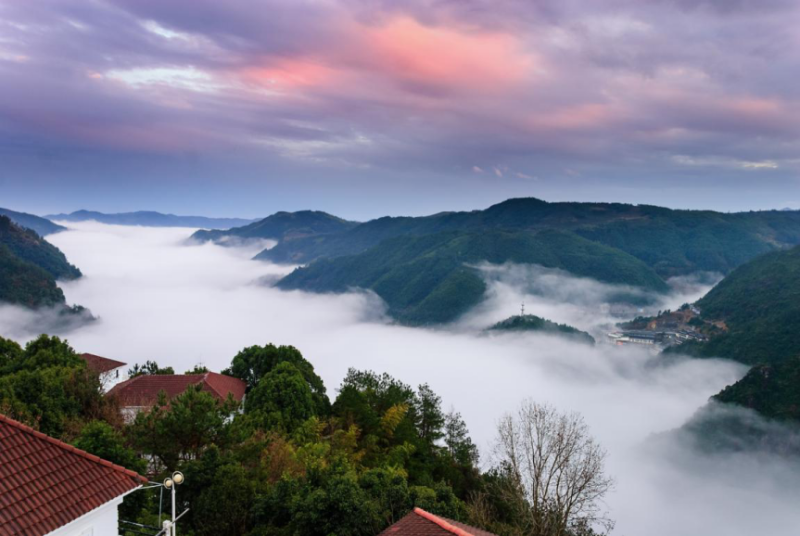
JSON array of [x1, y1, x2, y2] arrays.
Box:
[[2, 221, 799, 535]]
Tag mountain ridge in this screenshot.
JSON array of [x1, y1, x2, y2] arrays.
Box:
[[255, 198, 800, 278], [47, 210, 256, 229], [190, 210, 358, 245], [0, 207, 66, 236]]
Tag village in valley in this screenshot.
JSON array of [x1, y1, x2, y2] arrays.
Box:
[[606, 303, 711, 348]]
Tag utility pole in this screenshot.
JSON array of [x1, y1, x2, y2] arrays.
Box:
[[521, 301, 525, 316]]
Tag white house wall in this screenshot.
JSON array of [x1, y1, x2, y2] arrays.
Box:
[[46, 495, 125, 536]]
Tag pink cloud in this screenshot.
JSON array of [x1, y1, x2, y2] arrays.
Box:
[[363, 16, 537, 94]]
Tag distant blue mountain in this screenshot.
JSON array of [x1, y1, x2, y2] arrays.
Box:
[[46, 210, 256, 229], [0, 207, 66, 236]]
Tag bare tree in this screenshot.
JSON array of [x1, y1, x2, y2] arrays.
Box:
[[492, 401, 614, 536]]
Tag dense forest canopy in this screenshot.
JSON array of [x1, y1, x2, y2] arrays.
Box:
[[255, 199, 800, 276], [278, 229, 666, 325], [489, 315, 595, 345], [0, 336, 611, 536], [675, 245, 800, 367], [0, 216, 81, 308]]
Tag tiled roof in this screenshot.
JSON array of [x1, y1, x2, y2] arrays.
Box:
[[379, 508, 498, 536], [106, 372, 246, 408], [0, 413, 146, 536], [80, 352, 127, 374]]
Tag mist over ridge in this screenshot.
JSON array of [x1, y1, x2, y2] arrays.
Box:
[[0, 221, 795, 534]]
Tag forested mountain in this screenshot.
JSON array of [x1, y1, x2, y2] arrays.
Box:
[[191, 210, 358, 245], [0, 216, 81, 307], [47, 210, 255, 229], [0, 207, 65, 236], [714, 357, 800, 422], [258, 199, 800, 276], [656, 246, 800, 433], [488, 314, 595, 345], [676, 245, 800, 366], [278, 229, 666, 324]]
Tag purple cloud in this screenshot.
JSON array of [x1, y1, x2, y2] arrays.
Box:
[[1, 0, 798, 216]]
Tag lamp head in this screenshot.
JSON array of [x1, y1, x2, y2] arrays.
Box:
[[172, 471, 185, 485], [164, 477, 174, 489]]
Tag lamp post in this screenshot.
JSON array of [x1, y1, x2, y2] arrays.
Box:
[[163, 471, 184, 536]]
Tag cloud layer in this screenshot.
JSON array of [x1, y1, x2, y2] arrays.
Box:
[[0, 223, 796, 534], [1, 0, 799, 216]]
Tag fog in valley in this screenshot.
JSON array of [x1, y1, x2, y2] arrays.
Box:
[[2, 222, 800, 535]]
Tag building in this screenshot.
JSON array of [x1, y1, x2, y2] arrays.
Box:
[[80, 353, 127, 390], [607, 330, 662, 346], [380, 508, 497, 536], [106, 372, 247, 423], [0, 413, 147, 536]]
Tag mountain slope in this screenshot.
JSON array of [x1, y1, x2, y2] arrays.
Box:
[[47, 210, 254, 229], [0, 216, 81, 307], [488, 314, 595, 345], [191, 210, 358, 245], [256, 199, 800, 278], [677, 245, 800, 366], [0, 245, 66, 307], [0, 216, 81, 281], [0, 207, 65, 236], [277, 229, 666, 325], [713, 357, 800, 422]]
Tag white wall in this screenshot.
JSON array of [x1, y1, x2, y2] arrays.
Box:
[[47, 496, 123, 536]]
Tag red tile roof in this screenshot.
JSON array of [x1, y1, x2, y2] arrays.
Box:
[[379, 508, 497, 536], [80, 353, 127, 375], [0, 413, 147, 536], [106, 372, 246, 408]]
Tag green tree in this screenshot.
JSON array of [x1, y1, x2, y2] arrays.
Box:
[[359, 467, 411, 526], [194, 464, 256, 536], [417, 384, 445, 444], [292, 473, 382, 536], [223, 344, 329, 415], [74, 420, 145, 473], [0, 335, 106, 437], [245, 362, 318, 433], [444, 411, 479, 467], [129, 386, 232, 469]]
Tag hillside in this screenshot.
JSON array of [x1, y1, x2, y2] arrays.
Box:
[[0, 216, 81, 307], [277, 229, 666, 325], [191, 210, 358, 245], [0, 207, 65, 236], [488, 314, 595, 345], [675, 245, 800, 366], [257, 198, 800, 277], [0, 245, 66, 307], [714, 357, 800, 422], [0, 216, 81, 281], [47, 210, 255, 229]]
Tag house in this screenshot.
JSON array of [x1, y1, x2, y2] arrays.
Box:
[[80, 353, 127, 390], [0, 413, 147, 536], [106, 372, 247, 423], [379, 508, 497, 536], [606, 330, 663, 346]]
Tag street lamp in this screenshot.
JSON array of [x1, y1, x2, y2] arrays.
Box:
[[163, 471, 184, 536]]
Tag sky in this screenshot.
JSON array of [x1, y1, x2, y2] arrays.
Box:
[[1, 0, 799, 220], [4, 222, 800, 535]]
